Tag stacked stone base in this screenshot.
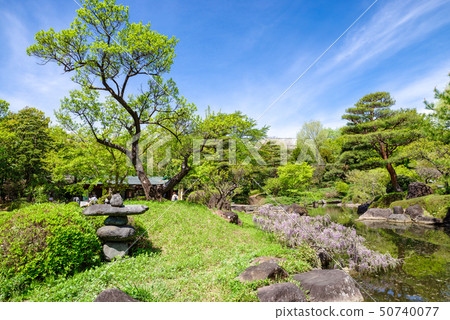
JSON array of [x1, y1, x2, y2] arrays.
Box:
[[83, 194, 148, 261]]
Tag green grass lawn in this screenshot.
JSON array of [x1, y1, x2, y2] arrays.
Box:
[[4, 200, 317, 301]]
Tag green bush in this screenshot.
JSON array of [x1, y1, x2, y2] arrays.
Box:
[[370, 192, 406, 208], [386, 175, 416, 193], [334, 181, 349, 196], [0, 203, 101, 281], [7, 200, 32, 211]]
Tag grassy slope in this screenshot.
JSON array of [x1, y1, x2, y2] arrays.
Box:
[[15, 201, 316, 302], [390, 194, 450, 219]]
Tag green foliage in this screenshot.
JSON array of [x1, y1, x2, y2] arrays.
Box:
[[0, 204, 101, 282], [346, 168, 389, 203], [277, 163, 314, 193], [334, 181, 349, 196], [27, 0, 197, 200], [424, 74, 450, 144], [264, 178, 282, 196], [385, 175, 416, 194], [390, 194, 450, 219], [370, 192, 405, 208], [401, 138, 450, 194], [341, 92, 423, 191], [0, 107, 52, 200], [0, 99, 9, 120]]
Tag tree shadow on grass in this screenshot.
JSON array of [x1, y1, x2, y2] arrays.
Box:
[[128, 219, 162, 257]]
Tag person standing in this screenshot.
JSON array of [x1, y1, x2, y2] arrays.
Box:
[[171, 191, 178, 201]]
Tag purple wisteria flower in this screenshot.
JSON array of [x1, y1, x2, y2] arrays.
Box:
[[253, 207, 399, 273]]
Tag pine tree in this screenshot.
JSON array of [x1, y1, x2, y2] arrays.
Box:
[[342, 92, 422, 192]]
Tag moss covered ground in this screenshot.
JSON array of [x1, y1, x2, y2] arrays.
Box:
[[390, 194, 450, 219]]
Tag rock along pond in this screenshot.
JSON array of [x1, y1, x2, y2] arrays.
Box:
[[309, 205, 450, 302]]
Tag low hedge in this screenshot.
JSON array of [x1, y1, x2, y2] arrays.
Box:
[[0, 203, 101, 281]]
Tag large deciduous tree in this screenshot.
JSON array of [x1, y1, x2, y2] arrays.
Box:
[[0, 107, 52, 201], [342, 92, 422, 192], [27, 0, 194, 200]]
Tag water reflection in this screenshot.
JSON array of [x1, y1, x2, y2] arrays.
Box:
[[309, 205, 450, 302]]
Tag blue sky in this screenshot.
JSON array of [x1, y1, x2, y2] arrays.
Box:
[[1, 0, 450, 137]]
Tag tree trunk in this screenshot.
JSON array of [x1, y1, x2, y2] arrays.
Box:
[[386, 163, 402, 192], [134, 157, 152, 200]]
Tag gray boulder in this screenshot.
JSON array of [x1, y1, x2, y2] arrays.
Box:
[[357, 208, 392, 221], [83, 204, 149, 216], [405, 204, 424, 219], [97, 225, 136, 241], [414, 216, 443, 225], [237, 262, 288, 282], [104, 216, 128, 226], [94, 288, 138, 302], [287, 203, 309, 216], [392, 206, 404, 215], [103, 242, 129, 261], [257, 283, 307, 302], [406, 182, 433, 199], [110, 194, 124, 207], [293, 269, 364, 302], [80, 201, 89, 208], [387, 214, 412, 223]]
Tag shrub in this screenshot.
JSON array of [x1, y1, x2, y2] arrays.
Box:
[[334, 181, 349, 196], [7, 200, 32, 211], [264, 178, 282, 196], [186, 190, 208, 206], [386, 175, 416, 193], [370, 192, 406, 208], [0, 203, 101, 281]]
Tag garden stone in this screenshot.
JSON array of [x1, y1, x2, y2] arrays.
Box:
[[444, 208, 450, 225], [317, 249, 332, 269], [357, 208, 392, 221], [387, 214, 411, 223], [237, 262, 288, 282], [406, 182, 433, 199], [97, 225, 136, 241], [215, 210, 242, 225], [357, 201, 372, 215], [318, 199, 327, 205], [287, 203, 309, 216], [94, 288, 138, 302], [414, 216, 442, 225], [110, 194, 124, 207], [257, 283, 307, 302], [392, 206, 404, 215], [80, 201, 89, 208], [83, 204, 148, 216], [405, 205, 424, 220], [104, 216, 128, 226], [293, 269, 363, 302], [103, 242, 129, 261]]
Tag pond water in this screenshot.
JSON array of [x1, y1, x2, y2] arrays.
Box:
[[309, 205, 450, 302]]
